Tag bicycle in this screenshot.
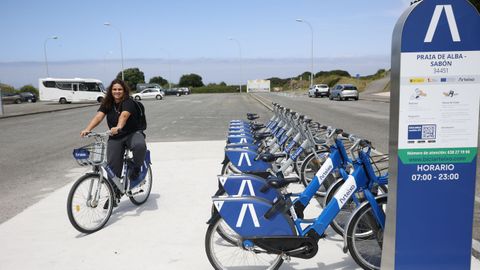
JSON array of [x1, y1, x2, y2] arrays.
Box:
[[206, 136, 387, 270], [67, 131, 153, 234]]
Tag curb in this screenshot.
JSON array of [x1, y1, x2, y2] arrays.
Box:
[[0, 103, 98, 119], [248, 93, 273, 111]]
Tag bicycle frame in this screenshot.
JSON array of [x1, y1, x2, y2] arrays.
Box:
[[297, 147, 387, 238]]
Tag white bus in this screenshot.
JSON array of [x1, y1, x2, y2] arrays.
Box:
[[39, 78, 106, 104]]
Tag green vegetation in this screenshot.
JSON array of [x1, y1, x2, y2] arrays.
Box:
[[192, 83, 238, 94], [0, 83, 16, 94], [315, 70, 351, 78], [19, 85, 39, 97], [0, 83, 39, 96], [281, 68, 389, 93], [116, 67, 145, 91], [149, 76, 168, 87], [179, 73, 204, 87]]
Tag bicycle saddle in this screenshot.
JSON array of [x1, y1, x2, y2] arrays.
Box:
[[258, 152, 287, 162]]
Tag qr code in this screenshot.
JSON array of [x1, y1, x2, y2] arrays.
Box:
[[421, 125, 436, 139]]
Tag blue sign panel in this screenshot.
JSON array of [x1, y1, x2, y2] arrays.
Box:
[[393, 1, 480, 269]]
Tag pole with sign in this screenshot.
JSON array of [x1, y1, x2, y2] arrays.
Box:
[[383, 0, 480, 269]]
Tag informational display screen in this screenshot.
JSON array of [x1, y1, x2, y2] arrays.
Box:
[[399, 52, 479, 161]]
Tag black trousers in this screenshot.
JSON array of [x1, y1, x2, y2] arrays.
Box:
[[107, 131, 146, 178]]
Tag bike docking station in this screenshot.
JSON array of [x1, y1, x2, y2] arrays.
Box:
[[383, 0, 480, 269]]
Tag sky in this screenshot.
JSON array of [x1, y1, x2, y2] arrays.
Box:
[[0, 0, 411, 87]]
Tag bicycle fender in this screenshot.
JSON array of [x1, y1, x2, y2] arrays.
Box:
[[227, 136, 254, 145], [206, 207, 220, 224], [225, 148, 271, 172], [145, 150, 151, 165], [217, 174, 280, 202], [225, 143, 259, 152], [212, 196, 296, 237]]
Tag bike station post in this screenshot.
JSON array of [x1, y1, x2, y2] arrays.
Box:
[[383, 0, 480, 269]]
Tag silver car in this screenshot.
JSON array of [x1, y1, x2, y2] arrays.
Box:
[[329, 84, 359, 101], [308, 84, 329, 98], [132, 88, 165, 100]]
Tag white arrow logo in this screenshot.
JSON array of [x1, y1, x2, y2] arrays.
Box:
[[236, 203, 260, 228], [240, 138, 248, 144], [236, 180, 256, 196], [237, 152, 252, 167], [424, 5, 461, 43]]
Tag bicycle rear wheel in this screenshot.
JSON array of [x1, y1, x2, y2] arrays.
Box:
[[129, 164, 153, 205], [205, 215, 283, 270], [67, 174, 114, 234], [347, 196, 387, 270]]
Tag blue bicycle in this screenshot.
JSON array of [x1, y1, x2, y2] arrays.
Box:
[[206, 135, 387, 270], [67, 131, 153, 234]]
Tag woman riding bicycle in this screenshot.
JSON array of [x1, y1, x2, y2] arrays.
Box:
[[80, 79, 147, 192]]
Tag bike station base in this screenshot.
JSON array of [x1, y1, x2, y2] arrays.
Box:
[[0, 140, 478, 269]]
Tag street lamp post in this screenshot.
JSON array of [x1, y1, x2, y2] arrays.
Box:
[[228, 37, 243, 93], [159, 48, 172, 89], [44, 36, 58, 77], [296, 19, 314, 88], [103, 50, 113, 78], [104, 22, 124, 81]]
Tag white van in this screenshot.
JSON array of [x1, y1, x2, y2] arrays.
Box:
[[39, 78, 106, 104]]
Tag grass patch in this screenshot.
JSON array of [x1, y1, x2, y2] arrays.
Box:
[[192, 85, 239, 94]]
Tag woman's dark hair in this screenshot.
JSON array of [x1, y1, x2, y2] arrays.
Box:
[[102, 79, 131, 109]]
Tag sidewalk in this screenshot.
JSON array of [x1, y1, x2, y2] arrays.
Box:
[[0, 101, 97, 118], [1, 141, 479, 269]]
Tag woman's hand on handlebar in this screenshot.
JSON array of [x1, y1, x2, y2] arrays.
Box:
[[110, 127, 122, 135], [80, 130, 91, 137]]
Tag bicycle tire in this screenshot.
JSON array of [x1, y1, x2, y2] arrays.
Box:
[[205, 215, 283, 270], [347, 196, 387, 270], [67, 174, 114, 234], [129, 164, 153, 205], [299, 151, 334, 198]]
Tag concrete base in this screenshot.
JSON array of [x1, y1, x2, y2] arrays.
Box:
[[0, 140, 478, 269]]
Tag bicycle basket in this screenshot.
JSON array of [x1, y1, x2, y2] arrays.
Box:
[[369, 154, 389, 177], [73, 142, 105, 166]]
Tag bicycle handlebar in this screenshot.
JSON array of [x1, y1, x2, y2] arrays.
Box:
[[85, 131, 112, 138]]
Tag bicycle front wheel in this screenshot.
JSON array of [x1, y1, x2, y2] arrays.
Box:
[[347, 196, 387, 270], [67, 174, 114, 234], [129, 164, 153, 205], [205, 215, 283, 270], [299, 151, 333, 198]]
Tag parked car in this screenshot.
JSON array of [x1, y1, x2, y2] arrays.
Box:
[[329, 84, 359, 101], [1, 92, 23, 104], [19, 92, 37, 102], [308, 84, 329, 98], [136, 83, 162, 92], [132, 88, 165, 100], [164, 88, 183, 96], [179, 87, 191, 95]]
